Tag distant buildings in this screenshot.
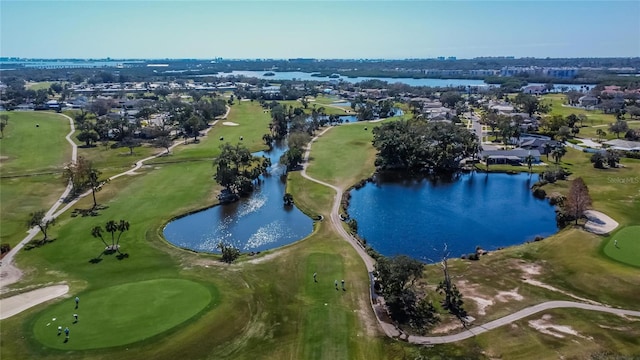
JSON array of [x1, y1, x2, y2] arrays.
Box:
[[500, 66, 579, 79]]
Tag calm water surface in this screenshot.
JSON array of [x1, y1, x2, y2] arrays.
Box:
[[348, 172, 558, 261], [163, 141, 313, 253]]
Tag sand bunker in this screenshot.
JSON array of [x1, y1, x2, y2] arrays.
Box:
[[222, 122, 240, 126], [584, 210, 619, 234]]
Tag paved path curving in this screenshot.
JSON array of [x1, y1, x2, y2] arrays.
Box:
[[299, 125, 640, 344], [1, 113, 77, 292], [0, 107, 229, 312]]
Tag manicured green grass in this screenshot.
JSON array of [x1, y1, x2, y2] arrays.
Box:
[[604, 226, 640, 267], [0, 111, 71, 246], [2, 99, 639, 359], [306, 123, 377, 188], [33, 279, 214, 350], [0, 174, 66, 247], [0, 111, 71, 174]]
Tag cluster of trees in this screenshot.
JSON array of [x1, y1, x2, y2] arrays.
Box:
[[0, 114, 9, 137], [591, 149, 620, 169], [91, 220, 130, 254], [350, 96, 396, 121], [374, 253, 468, 334], [372, 119, 480, 173], [213, 143, 270, 197], [63, 156, 108, 208]]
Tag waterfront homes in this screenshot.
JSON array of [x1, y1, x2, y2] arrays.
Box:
[[481, 149, 541, 165]]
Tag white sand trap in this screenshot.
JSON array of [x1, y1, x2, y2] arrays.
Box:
[[467, 296, 494, 315], [584, 210, 619, 234], [222, 121, 240, 126], [0, 285, 69, 320], [528, 315, 592, 340], [496, 288, 524, 302]]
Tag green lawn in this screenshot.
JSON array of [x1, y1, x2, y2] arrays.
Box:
[[604, 226, 640, 267], [33, 279, 214, 350], [2, 100, 640, 359], [0, 111, 71, 175], [0, 111, 72, 246], [25, 82, 54, 91], [305, 123, 377, 189]]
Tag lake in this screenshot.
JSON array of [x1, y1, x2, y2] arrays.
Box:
[[347, 172, 558, 262], [163, 141, 313, 253]]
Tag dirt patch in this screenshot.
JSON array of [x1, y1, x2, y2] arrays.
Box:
[[496, 288, 524, 302], [522, 279, 602, 305], [456, 280, 495, 316], [431, 319, 465, 334], [517, 261, 543, 276], [246, 249, 289, 264], [528, 314, 593, 340]]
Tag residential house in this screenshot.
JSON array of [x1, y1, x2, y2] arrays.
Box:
[[522, 85, 546, 95], [518, 137, 562, 155], [578, 95, 598, 107], [604, 139, 640, 152], [481, 149, 541, 165]]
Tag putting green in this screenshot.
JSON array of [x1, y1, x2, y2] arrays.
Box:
[[603, 226, 640, 267], [33, 279, 214, 350]]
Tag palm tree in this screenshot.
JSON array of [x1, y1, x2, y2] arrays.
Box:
[[115, 220, 130, 251], [550, 146, 567, 164], [543, 143, 553, 160], [525, 153, 534, 174], [105, 220, 118, 249], [91, 226, 108, 248]]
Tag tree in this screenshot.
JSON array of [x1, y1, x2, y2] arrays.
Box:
[[64, 156, 108, 208], [557, 126, 571, 141], [76, 129, 100, 147], [609, 120, 629, 139], [436, 252, 467, 325], [217, 242, 240, 263], [115, 220, 130, 251], [550, 146, 567, 164], [439, 91, 463, 108], [120, 136, 142, 155], [283, 193, 294, 206], [596, 128, 607, 142], [91, 226, 109, 248], [565, 177, 592, 225], [213, 143, 269, 196], [0, 122, 5, 138], [184, 115, 207, 142], [105, 220, 118, 251], [27, 210, 56, 243], [279, 147, 304, 171], [514, 93, 540, 117], [590, 152, 606, 169], [375, 255, 438, 331], [605, 149, 620, 168], [525, 153, 534, 174], [154, 135, 173, 154]]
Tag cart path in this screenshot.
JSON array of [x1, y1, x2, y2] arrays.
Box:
[[0, 285, 69, 320], [1, 107, 229, 291], [299, 125, 640, 344]]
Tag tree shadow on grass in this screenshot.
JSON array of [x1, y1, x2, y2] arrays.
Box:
[[70, 205, 109, 218], [116, 253, 130, 261], [24, 238, 56, 250]]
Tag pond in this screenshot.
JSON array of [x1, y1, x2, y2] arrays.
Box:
[[347, 172, 558, 262], [163, 141, 314, 253]]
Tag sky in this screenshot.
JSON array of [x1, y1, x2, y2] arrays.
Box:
[[1, 0, 639, 59]]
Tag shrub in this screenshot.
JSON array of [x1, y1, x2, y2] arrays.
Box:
[[217, 242, 240, 263], [533, 187, 547, 199], [0, 243, 10, 254]]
